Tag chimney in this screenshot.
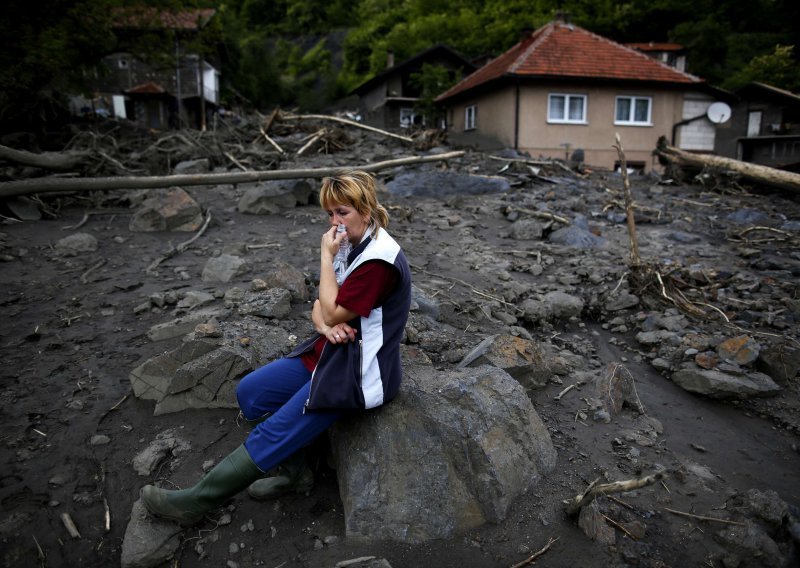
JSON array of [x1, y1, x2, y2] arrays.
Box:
[[386, 50, 395, 69], [520, 27, 534, 42], [554, 10, 571, 24]]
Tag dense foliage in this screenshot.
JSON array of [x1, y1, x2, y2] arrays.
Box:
[[2, 0, 799, 133]]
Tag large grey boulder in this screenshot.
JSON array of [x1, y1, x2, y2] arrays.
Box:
[[237, 288, 292, 319], [521, 291, 584, 323], [330, 364, 556, 543], [121, 499, 182, 568], [129, 187, 204, 232], [385, 172, 510, 197], [757, 343, 800, 385], [237, 180, 314, 214], [130, 319, 294, 415], [259, 260, 309, 302], [671, 365, 781, 400]]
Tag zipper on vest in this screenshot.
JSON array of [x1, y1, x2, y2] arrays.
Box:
[[304, 342, 326, 414], [358, 339, 363, 386]]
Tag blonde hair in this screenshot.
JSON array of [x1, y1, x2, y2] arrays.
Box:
[[320, 171, 389, 238]]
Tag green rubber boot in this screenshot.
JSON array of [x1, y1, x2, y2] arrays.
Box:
[[142, 444, 263, 526], [247, 450, 314, 500]]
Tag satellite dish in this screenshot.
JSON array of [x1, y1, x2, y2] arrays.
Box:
[[706, 102, 732, 124]]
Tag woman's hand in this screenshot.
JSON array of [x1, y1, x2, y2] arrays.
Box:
[[321, 225, 346, 262], [324, 322, 356, 344]]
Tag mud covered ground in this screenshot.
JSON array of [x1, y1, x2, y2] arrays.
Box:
[[1, 146, 799, 568]]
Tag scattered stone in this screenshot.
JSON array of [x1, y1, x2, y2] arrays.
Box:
[[257, 260, 309, 302], [756, 343, 800, 385], [237, 288, 292, 319], [120, 499, 182, 568], [202, 254, 249, 283], [90, 434, 111, 446], [386, 171, 510, 197], [717, 335, 760, 366], [132, 430, 191, 476], [177, 290, 215, 310], [510, 219, 546, 240], [671, 366, 781, 399], [237, 179, 314, 214], [605, 290, 639, 311], [578, 501, 615, 544], [55, 233, 98, 256], [521, 291, 584, 323], [173, 158, 210, 175], [146, 307, 229, 342], [129, 187, 204, 232]]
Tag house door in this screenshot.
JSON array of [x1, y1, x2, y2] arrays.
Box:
[[747, 111, 762, 137]]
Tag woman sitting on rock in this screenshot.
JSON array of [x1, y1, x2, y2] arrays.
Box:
[[142, 170, 412, 524]]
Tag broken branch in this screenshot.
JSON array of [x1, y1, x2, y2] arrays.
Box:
[[0, 151, 465, 197], [61, 513, 81, 538], [281, 113, 414, 144], [565, 472, 665, 516], [147, 210, 213, 273], [664, 507, 744, 526], [509, 536, 558, 568]]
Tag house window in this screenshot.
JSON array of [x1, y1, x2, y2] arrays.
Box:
[[615, 96, 652, 125], [465, 105, 476, 130], [548, 94, 587, 123], [399, 107, 417, 128]]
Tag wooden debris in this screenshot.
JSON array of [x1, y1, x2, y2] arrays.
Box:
[[0, 144, 87, 171], [147, 210, 213, 273], [565, 472, 665, 516], [656, 136, 800, 193], [0, 151, 465, 198], [61, 512, 81, 538], [509, 536, 558, 568], [613, 134, 641, 266], [554, 384, 576, 401], [664, 507, 744, 526], [80, 258, 106, 284], [280, 112, 414, 144]]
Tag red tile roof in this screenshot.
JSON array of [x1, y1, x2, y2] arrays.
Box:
[[437, 22, 702, 102], [626, 42, 685, 52], [126, 82, 167, 95], [112, 8, 216, 31]]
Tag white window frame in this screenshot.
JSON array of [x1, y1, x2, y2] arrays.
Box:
[[465, 105, 476, 130], [547, 93, 587, 124], [615, 96, 653, 126], [399, 107, 416, 128]]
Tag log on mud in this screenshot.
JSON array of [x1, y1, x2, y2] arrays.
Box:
[[0, 144, 88, 172], [0, 151, 465, 198], [656, 136, 800, 193]]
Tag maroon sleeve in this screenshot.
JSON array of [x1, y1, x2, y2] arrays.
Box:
[[336, 261, 399, 318]]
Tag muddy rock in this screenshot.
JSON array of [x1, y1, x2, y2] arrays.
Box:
[[132, 429, 192, 476], [330, 364, 556, 542], [129, 187, 204, 232], [756, 343, 800, 385], [237, 288, 292, 319], [146, 307, 229, 342], [121, 499, 182, 568], [385, 171, 510, 197], [172, 158, 210, 175], [510, 219, 546, 240], [237, 179, 314, 214], [202, 254, 249, 283], [257, 260, 309, 302], [521, 291, 584, 323], [717, 335, 761, 366], [671, 365, 781, 399], [604, 290, 639, 311], [456, 334, 557, 391], [55, 232, 98, 256]]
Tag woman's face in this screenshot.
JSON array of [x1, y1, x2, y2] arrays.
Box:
[[326, 202, 370, 245]]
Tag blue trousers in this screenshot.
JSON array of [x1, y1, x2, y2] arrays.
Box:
[[236, 357, 343, 472]]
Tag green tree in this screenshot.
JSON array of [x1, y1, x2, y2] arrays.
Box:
[[409, 63, 461, 126], [725, 45, 800, 91]]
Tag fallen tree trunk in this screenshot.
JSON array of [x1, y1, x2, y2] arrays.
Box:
[[656, 136, 800, 193], [0, 151, 465, 198], [0, 144, 88, 172], [280, 113, 414, 144]]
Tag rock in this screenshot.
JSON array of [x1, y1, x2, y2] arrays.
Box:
[[717, 335, 760, 366], [6, 197, 42, 221], [604, 290, 639, 311], [547, 225, 605, 248], [129, 188, 204, 232], [521, 291, 584, 323], [330, 364, 556, 542], [510, 219, 546, 240], [202, 254, 249, 283], [756, 343, 800, 385], [237, 289, 292, 319], [132, 430, 191, 476], [578, 501, 615, 544], [410, 285, 440, 321], [635, 330, 679, 346], [55, 233, 98, 256], [695, 351, 720, 369], [172, 158, 210, 175], [456, 334, 556, 391], [671, 366, 781, 399], [713, 521, 785, 568], [595, 363, 643, 415], [258, 261, 309, 302], [176, 291, 215, 310], [386, 171, 510, 197], [120, 499, 182, 568], [146, 307, 229, 342], [237, 180, 314, 214], [90, 434, 111, 446], [131, 320, 294, 414], [334, 558, 393, 568]]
